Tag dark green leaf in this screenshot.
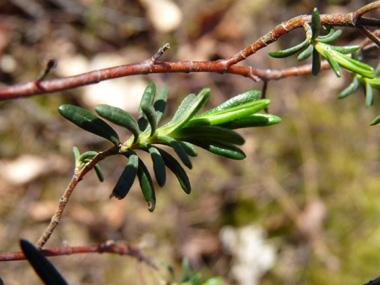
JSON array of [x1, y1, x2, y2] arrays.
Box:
[[312, 7, 321, 39], [58, 104, 120, 146], [83, 158, 104, 182], [157, 136, 192, 169], [268, 39, 310, 58], [110, 153, 138, 199], [312, 48, 321, 76], [148, 145, 166, 186], [95, 105, 140, 142], [178, 141, 198, 157], [141, 103, 157, 136], [137, 158, 156, 212], [154, 86, 169, 124], [20, 239, 68, 285], [93, 163, 104, 182], [79, 151, 98, 161], [174, 126, 245, 145], [190, 140, 246, 160], [157, 147, 191, 194], [138, 83, 156, 131]]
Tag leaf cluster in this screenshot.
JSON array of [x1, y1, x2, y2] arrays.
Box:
[[269, 7, 374, 78], [58, 83, 281, 211], [269, 7, 380, 123]]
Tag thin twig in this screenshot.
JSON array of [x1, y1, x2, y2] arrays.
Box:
[[357, 26, 380, 48], [354, 1, 380, 22], [0, 240, 158, 269], [36, 147, 118, 249]]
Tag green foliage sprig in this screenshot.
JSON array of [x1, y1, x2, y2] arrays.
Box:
[[269, 7, 380, 122], [268, 7, 374, 78], [58, 83, 281, 211]]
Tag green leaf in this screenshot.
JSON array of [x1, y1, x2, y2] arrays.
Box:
[[79, 151, 98, 161], [370, 114, 380, 126], [148, 145, 166, 186], [110, 153, 138, 200], [174, 126, 245, 145], [186, 99, 271, 128], [156, 147, 191, 194], [154, 86, 169, 124], [95, 105, 140, 143], [365, 81, 374, 108], [315, 44, 341, 77], [137, 158, 156, 212], [83, 159, 104, 182], [317, 28, 342, 43], [329, 45, 360, 54], [315, 43, 374, 78], [178, 141, 198, 157], [73, 147, 80, 161], [311, 7, 321, 39], [58, 104, 120, 146], [93, 163, 104, 182], [180, 258, 191, 282], [219, 113, 282, 129], [297, 45, 313, 61], [171, 94, 196, 122], [73, 146, 80, 169], [312, 48, 321, 76], [138, 83, 156, 131], [160, 88, 210, 135], [268, 39, 310, 58], [196, 90, 262, 117], [368, 77, 380, 91], [337, 77, 360, 99], [20, 239, 68, 285], [141, 102, 157, 136], [190, 140, 246, 160], [157, 136, 192, 169]]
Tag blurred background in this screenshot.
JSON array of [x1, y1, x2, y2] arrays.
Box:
[[1, 0, 380, 284]]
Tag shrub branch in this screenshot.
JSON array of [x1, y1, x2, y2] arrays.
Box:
[[1, 3, 380, 101], [0, 240, 158, 269]]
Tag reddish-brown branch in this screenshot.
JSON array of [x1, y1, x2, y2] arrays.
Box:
[[1, 5, 380, 101], [0, 240, 158, 269]]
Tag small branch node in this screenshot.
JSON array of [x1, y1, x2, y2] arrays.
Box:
[[148, 43, 171, 64], [35, 59, 57, 82], [354, 1, 380, 22]]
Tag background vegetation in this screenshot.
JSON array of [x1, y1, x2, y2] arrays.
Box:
[[0, 0, 379, 284]]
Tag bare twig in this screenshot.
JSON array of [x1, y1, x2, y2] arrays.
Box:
[[36, 147, 118, 249], [0, 240, 158, 269]]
